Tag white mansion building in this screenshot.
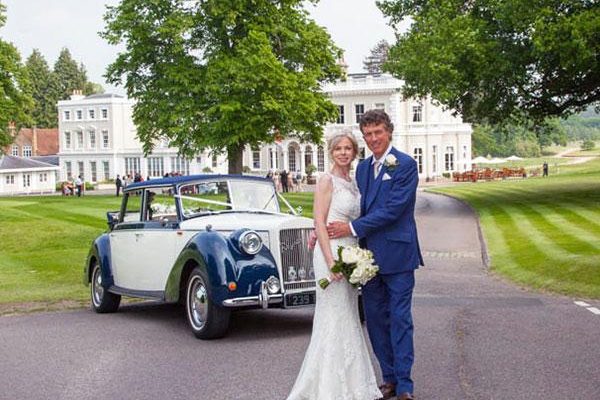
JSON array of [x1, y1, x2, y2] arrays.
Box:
[[58, 74, 471, 182]]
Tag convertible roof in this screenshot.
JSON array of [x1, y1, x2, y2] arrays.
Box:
[[124, 174, 271, 192]]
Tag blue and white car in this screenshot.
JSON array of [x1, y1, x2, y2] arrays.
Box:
[[84, 175, 316, 339]]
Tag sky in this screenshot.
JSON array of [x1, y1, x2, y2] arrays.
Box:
[[1, 0, 408, 96]]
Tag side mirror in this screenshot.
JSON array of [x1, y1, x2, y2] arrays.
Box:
[[106, 212, 118, 231]]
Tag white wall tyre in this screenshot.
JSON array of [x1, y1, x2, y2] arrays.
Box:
[[185, 267, 231, 339], [91, 263, 121, 313]]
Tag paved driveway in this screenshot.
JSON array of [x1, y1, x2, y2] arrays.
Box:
[[0, 192, 598, 399]]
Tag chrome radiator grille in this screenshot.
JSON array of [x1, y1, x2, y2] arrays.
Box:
[[279, 228, 315, 291]]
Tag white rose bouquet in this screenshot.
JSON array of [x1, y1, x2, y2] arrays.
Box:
[[319, 245, 379, 289]]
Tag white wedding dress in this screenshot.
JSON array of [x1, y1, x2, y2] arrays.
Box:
[[287, 174, 382, 400]]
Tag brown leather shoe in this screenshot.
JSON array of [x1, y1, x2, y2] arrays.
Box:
[[377, 383, 396, 400], [397, 392, 414, 400]]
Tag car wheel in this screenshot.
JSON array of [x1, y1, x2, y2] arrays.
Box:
[[91, 263, 121, 313], [186, 267, 231, 339]]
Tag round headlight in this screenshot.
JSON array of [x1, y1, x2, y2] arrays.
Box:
[[239, 230, 263, 255], [266, 276, 280, 294]]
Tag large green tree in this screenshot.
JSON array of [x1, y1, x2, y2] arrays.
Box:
[[378, 0, 600, 124], [102, 0, 343, 173], [53, 48, 88, 100], [25, 49, 60, 128], [0, 2, 33, 148]]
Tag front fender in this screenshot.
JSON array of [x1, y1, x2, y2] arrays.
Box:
[[84, 233, 114, 289], [165, 230, 278, 304]]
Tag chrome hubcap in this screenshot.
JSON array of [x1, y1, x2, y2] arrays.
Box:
[[188, 277, 208, 330], [92, 267, 104, 306]]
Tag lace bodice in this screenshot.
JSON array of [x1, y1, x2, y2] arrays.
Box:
[[326, 174, 361, 224]]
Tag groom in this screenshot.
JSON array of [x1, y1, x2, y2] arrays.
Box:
[[328, 109, 423, 400]]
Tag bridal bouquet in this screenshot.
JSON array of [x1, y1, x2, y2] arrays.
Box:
[[319, 245, 379, 289]]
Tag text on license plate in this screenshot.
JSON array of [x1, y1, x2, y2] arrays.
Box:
[[285, 292, 315, 307]]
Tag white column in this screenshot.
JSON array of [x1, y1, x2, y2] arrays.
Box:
[[300, 148, 306, 174], [283, 148, 289, 171]]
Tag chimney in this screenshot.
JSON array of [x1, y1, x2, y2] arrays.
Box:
[[70, 89, 85, 101], [337, 55, 349, 78], [32, 126, 38, 156], [8, 121, 16, 137]]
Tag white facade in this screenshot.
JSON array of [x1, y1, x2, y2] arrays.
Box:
[[253, 73, 472, 179], [0, 156, 59, 195], [58, 93, 228, 183], [58, 74, 471, 183]]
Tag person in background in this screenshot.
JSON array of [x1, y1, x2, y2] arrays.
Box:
[[115, 174, 123, 197], [280, 169, 289, 193], [543, 161, 549, 177], [75, 175, 84, 197]]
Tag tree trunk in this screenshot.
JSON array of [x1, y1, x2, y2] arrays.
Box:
[[227, 143, 244, 174]]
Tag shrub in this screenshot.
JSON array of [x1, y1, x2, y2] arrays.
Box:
[[305, 164, 317, 176], [242, 166, 251, 173], [582, 139, 596, 151], [202, 167, 213, 173]]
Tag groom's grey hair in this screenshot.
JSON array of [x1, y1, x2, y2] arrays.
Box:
[[359, 109, 394, 134]]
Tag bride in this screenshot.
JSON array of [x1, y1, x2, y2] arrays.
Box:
[[287, 132, 382, 400]]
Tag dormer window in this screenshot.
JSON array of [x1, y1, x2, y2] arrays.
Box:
[[76, 110, 83, 120], [64, 110, 71, 121]]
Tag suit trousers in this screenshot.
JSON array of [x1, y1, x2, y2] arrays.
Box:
[[362, 271, 415, 394]]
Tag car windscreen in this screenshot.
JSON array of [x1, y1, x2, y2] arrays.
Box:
[[178, 179, 278, 218]]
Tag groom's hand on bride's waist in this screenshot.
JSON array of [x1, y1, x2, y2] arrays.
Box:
[[327, 221, 351, 239]]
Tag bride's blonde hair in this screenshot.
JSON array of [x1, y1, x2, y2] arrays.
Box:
[[327, 132, 359, 160]]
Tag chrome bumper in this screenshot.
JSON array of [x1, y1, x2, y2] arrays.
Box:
[[222, 282, 283, 309]]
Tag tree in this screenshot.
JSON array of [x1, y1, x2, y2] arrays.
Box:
[[363, 39, 390, 74], [378, 0, 600, 124], [102, 0, 343, 173], [25, 49, 60, 128], [53, 48, 87, 100], [0, 2, 33, 148]]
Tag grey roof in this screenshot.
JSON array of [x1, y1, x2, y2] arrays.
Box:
[[0, 155, 59, 170], [31, 156, 59, 166], [84, 93, 125, 99]]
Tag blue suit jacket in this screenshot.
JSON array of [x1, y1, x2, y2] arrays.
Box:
[[352, 147, 424, 274]]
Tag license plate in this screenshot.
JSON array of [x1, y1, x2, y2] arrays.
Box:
[[285, 292, 315, 307]]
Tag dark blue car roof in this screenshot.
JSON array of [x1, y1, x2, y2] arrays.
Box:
[[124, 174, 271, 192]]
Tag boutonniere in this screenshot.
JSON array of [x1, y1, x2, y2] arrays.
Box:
[[383, 154, 399, 172]]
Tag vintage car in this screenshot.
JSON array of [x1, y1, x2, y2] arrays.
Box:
[[84, 174, 316, 339]]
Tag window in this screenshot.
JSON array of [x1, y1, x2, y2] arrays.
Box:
[[122, 192, 143, 223], [304, 145, 313, 169], [102, 130, 109, 148], [23, 145, 32, 158], [288, 146, 296, 172], [11, 145, 19, 156], [336, 105, 345, 124], [76, 110, 83, 120], [413, 148, 423, 174], [5, 175, 15, 185], [76, 131, 83, 149], [171, 157, 190, 175], [143, 188, 177, 222], [147, 157, 165, 177], [212, 154, 218, 168], [88, 109, 95, 119], [253, 147, 261, 169], [89, 130, 96, 148], [39, 173, 47, 182], [103, 161, 110, 181], [359, 147, 366, 161], [101, 108, 108, 119], [355, 104, 365, 123], [64, 132, 71, 149], [64, 110, 71, 121], [445, 146, 455, 171], [432, 145, 438, 173], [78, 161, 84, 178], [65, 162, 72, 179], [90, 161, 97, 182], [125, 157, 140, 176], [412, 104, 422, 122], [23, 174, 31, 187], [317, 146, 325, 172], [375, 103, 385, 111]]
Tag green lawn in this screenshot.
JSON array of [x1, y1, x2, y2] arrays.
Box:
[[429, 158, 600, 299]]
